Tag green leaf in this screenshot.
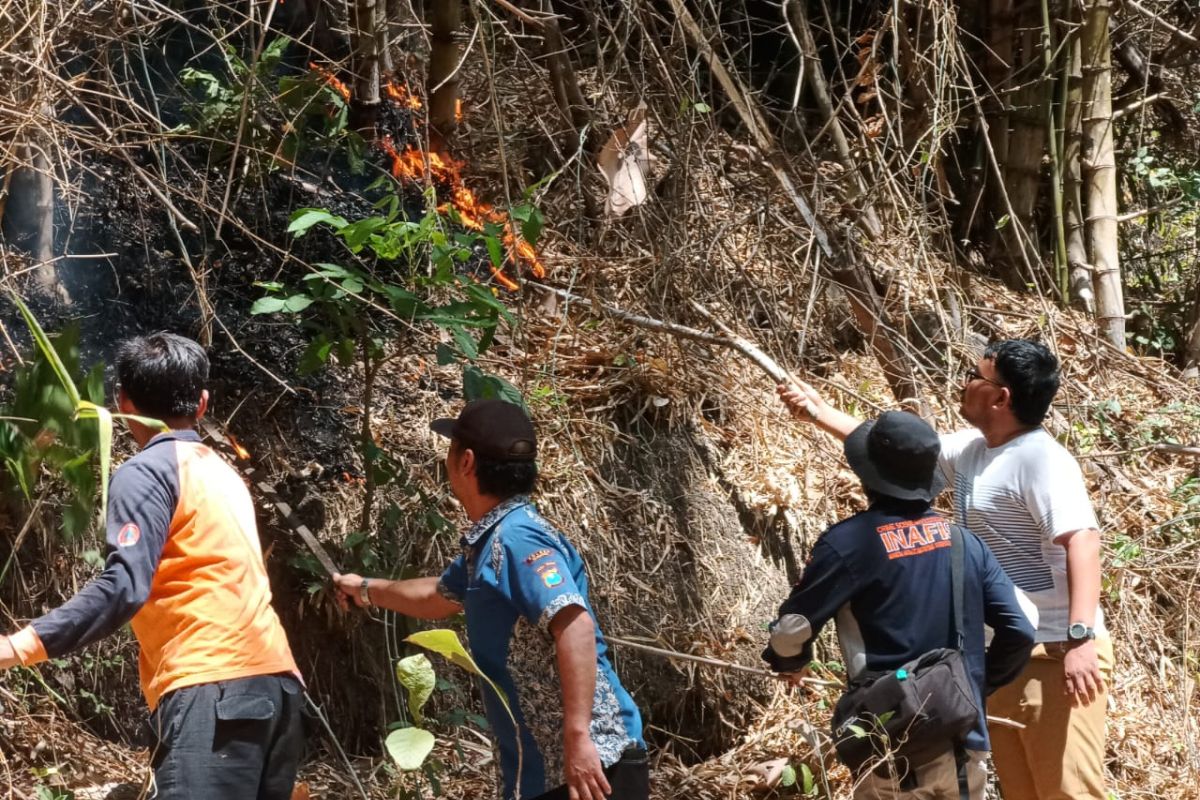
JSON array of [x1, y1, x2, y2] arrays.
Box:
[[995, 214, 1011, 230], [462, 366, 526, 410], [436, 343, 458, 366], [779, 764, 797, 788], [254, 280, 284, 292], [396, 654, 436, 724], [338, 216, 389, 252], [384, 727, 436, 771], [8, 292, 81, 407], [288, 208, 349, 236], [251, 296, 288, 315], [405, 629, 484, 677], [452, 327, 479, 361], [74, 402, 111, 524], [509, 203, 544, 247], [483, 234, 504, 269], [801, 763, 815, 794], [282, 295, 314, 313], [342, 278, 364, 294], [847, 724, 868, 738], [693, 101, 712, 113]]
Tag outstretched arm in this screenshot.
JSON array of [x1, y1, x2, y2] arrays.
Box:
[[551, 605, 611, 800], [333, 574, 462, 620], [777, 381, 861, 441]]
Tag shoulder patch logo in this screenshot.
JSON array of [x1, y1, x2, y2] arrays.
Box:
[[524, 548, 553, 565], [117, 522, 141, 547], [541, 568, 563, 588]]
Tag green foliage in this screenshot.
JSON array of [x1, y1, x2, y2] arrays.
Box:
[[0, 322, 102, 539], [177, 37, 353, 172], [385, 727, 437, 771], [396, 654, 436, 725]]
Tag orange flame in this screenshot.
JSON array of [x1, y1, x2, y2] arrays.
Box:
[[385, 82, 423, 110], [379, 135, 545, 290], [309, 62, 350, 103], [227, 433, 252, 461]]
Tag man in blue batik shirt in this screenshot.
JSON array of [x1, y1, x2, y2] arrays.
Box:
[[335, 400, 647, 800]]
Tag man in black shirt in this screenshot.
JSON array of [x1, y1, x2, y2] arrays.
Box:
[[764, 411, 1034, 799]]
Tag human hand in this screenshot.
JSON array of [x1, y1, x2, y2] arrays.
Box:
[[1063, 639, 1103, 706], [777, 381, 824, 423], [774, 667, 811, 687], [331, 573, 367, 611], [562, 730, 611, 800], [0, 635, 19, 670]]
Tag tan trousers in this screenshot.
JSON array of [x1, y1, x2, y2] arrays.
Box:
[[853, 748, 988, 800], [988, 639, 1113, 800]]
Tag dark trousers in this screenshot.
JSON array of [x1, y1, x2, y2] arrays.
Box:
[[148, 673, 304, 800], [531, 746, 650, 800]]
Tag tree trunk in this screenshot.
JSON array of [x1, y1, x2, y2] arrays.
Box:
[[1062, 14, 1093, 312], [784, 0, 882, 239], [540, 0, 596, 153], [352, 0, 381, 108], [428, 0, 462, 149], [994, 20, 1046, 289], [376, 0, 394, 77], [1081, 0, 1124, 347]]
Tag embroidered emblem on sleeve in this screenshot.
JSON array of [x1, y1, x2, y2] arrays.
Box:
[[117, 522, 141, 547], [535, 561, 563, 588], [525, 548, 553, 565]]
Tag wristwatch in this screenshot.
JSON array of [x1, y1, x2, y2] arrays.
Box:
[[359, 578, 373, 608], [1067, 622, 1095, 643]]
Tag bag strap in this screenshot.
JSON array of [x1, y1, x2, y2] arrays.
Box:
[[955, 744, 970, 800], [950, 523, 965, 652]]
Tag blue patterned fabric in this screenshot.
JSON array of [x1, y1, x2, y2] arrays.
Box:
[[438, 497, 644, 800]]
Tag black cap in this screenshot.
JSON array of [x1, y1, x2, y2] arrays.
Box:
[[430, 399, 537, 461], [844, 411, 946, 502]]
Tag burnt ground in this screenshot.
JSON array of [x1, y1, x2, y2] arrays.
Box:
[[0, 71, 502, 760]]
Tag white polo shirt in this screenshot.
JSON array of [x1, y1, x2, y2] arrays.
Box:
[[939, 427, 1106, 643]]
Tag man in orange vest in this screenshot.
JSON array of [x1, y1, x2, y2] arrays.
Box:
[[0, 333, 302, 800]]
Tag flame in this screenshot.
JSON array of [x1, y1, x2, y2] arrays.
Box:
[[309, 62, 350, 103], [227, 433, 252, 461], [380, 134, 545, 290], [385, 82, 423, 110]]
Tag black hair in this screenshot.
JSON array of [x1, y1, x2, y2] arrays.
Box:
[[451, 439, 538, 498], [115, 333, 209, 420], [983, 339, 1060, 426], [475, 454, 538, 499]]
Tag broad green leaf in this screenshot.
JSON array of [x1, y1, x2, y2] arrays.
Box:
[[396, 654, 436, 724], [282, 295, 314, 313], [288, 208, 348, 236], [847, 723, 868, 738], [74, 402, 111, 525], [483, 234, 504, 268], [405, 630, 484, 677], [801, 763, 815, 794], [780, 764, 797, 788], [251, 296, 288, 314], [8, 292, 81, 407], [452, 327, 479, 361], [406, 627, 519, 772], [384, 727, 435, 771]]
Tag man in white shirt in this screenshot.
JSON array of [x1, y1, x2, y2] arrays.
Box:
[[778, 339, 1109, 800]]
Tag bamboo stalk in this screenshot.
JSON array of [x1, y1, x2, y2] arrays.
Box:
[[1081, 0, 1125, 346], [1041, 0, 1068, 304]]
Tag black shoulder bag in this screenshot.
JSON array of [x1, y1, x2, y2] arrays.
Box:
[[829, 524, 980, 792]]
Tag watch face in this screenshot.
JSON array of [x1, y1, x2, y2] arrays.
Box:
[[1068, 623, 1087, 640]]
